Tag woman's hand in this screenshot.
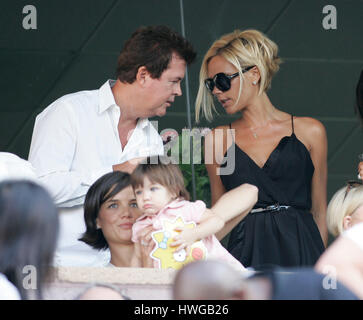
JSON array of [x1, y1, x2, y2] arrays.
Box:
[[358, 161, 363, 180], [136, 225, 155, 268]]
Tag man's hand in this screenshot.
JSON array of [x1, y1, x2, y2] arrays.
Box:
[[112, 157, 146, 174]]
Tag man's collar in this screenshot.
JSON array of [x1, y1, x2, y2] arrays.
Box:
[[138, 118, 149, 129], [98, 80, 149, 130], [98, 79, 117, 114]]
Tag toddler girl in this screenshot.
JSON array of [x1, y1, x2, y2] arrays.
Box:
[[131, 156, 258, 271]]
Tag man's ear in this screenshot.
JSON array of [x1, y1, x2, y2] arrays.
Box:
[[136, 66, 150, 85]]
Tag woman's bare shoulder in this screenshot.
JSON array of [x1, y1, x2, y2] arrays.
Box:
[[294, 116, 326, 134], [293, 116, 327, 149]]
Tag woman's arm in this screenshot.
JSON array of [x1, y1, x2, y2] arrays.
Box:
[[300, 117, 329, 247], [171, 184, 258, 251]]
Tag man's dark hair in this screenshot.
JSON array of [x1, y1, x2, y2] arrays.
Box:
[[116, 25, 196, 83]]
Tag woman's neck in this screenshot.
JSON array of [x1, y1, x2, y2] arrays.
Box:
[[239, 92, 281, 129], [109, 242, 135, 268]]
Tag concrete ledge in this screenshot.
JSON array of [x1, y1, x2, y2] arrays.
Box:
[[44, 267, 176, 300]]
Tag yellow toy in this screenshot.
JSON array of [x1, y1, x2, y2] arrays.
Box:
[[150, 216, 208, 270]]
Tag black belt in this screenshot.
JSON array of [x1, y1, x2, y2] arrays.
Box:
[[251, 203, 290, 213]]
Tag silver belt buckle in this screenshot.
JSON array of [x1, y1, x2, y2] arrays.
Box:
[[251, 204, 290, 214], [266, 204, 278, 211]]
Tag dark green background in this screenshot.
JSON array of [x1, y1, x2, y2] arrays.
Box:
[[0, 0, 362, 202]]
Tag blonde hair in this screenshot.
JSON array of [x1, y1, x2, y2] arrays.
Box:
[[327, 185, 363, 237], [195, 29, 281, 123]]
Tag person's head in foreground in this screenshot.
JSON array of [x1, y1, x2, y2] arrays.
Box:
[[195, 29, 281, 122], [315, 222, 363, 299], [327, 181, 363, 237], [173, 260, 247, 300], [131, 156, 189, 216], [76, 283, 131, 300], [173, 260, 358, 300], [0, 180, 59, 299]]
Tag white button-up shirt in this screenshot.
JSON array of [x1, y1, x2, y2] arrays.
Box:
[[28, 80, 164, 266], [29, 80, 164, 207]]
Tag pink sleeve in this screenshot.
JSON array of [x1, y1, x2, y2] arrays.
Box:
[[131, 222, 141, 243], [182, 200, 206, 223], [131, 219, 151, 243]]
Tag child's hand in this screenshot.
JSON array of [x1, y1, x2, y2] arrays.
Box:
[[170, 226, 198, 253]]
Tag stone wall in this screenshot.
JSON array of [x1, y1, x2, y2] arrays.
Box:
[[44, 267, 176, 300]]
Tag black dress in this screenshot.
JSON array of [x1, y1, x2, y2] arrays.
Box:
[[220, 116, 325, 269]]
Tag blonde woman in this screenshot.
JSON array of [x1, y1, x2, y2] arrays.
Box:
[[196, 29, 327, 269], [327, 182, 363, 237]]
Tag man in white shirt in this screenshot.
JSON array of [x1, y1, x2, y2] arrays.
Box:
[[28, 25, 196, 267]]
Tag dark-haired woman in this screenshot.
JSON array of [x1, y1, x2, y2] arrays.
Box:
[[79, 171, 153, 267]]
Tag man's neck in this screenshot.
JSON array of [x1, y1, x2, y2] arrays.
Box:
[[111, 79, 140, 123]]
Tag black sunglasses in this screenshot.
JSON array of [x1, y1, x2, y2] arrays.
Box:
[[205, 65, 254, 93]]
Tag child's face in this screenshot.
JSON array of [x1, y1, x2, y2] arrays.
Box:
[[134, 176, 176, 215]]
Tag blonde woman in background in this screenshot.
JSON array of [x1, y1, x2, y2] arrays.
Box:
[[327, 182, 363, 237], [196, 29, 327, 270]]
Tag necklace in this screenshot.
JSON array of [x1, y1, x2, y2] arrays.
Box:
[[250, 128, 258, 139], [248, 120, 274, 139]]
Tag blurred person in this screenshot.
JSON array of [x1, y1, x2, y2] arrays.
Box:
[[28, 25, 196, 267], [173, 260, 246, 300], [0, 152, 37, 182], [0, 274, 21, 300], [195, 29, 327, 270], [327, 181, 363, 237], [173, 261, 358, 300], [0, 180, 59, 299], [316, 222, 363, 299], [76, 283, 130, 300], [79, 171, 153, 267]]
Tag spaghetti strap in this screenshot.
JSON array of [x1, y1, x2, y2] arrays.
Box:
[[229, 123, 235, 142], [220, 114, 324, 269]]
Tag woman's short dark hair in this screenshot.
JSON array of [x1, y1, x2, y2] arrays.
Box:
[[0, 180, 59, 300], [79, 171, 132, 250], [116, 25, 196, 83]]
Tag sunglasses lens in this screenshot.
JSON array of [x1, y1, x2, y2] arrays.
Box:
[[215, 74, 230, 92]]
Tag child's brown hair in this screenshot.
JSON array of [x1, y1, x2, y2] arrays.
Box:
[[131, 156, 190, 201]]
